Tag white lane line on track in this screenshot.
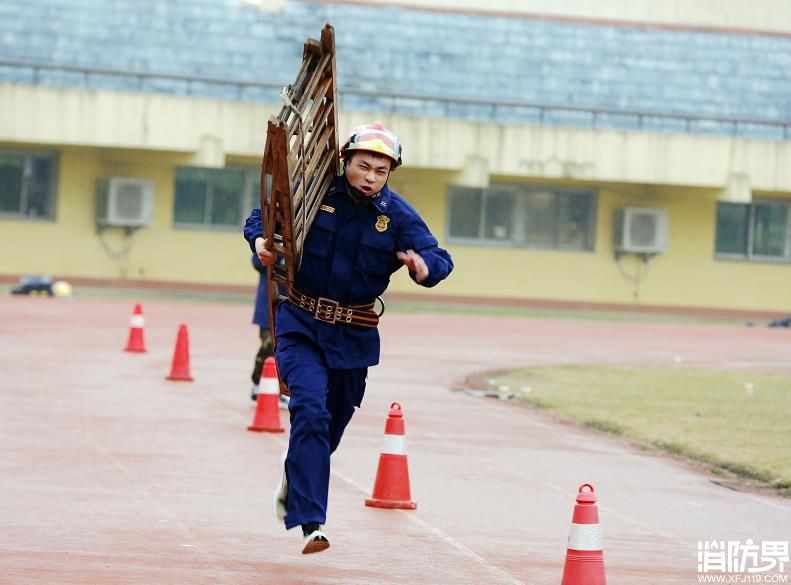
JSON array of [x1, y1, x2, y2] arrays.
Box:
[[230, 406, 526, 584], [331, 468, 528, 585], [223, 399, 529, 585]]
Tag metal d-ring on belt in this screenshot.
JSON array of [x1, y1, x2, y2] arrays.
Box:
[[288, 288, 380, 328]]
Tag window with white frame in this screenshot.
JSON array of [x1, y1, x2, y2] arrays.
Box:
[[715, 200, 791, 261], [447, 183, 596, 250], [0, 149, 58, 220], [173, 166, 260, 229]]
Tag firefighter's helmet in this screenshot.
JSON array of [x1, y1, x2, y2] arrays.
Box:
[[340, 121, 402, 168]]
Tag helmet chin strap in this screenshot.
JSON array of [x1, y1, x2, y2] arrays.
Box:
[[348, 184, 379, 203]]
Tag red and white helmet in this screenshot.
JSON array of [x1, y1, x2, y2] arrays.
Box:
[[340, 121, 402, 168]]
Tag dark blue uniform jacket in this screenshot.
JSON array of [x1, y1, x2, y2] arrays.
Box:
[[251, 253, 269, 328], [243, 175, 453, 369]]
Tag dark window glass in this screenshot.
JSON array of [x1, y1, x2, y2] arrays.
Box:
[[715, 200, 791, 261], [173, 166, 256, 229], [557, 192, 593, 250], [0, 154, 23, 213], [525, 191, 557, 247], [252, 175, 264, 207], [27, 156, 54, 218], [210, 169, 244, 226], [752, 202, 787, 257], [0, 151, 56, 219], [174, 168, 208, 224], [447, 183, 595, 251], [715, 203, 749, 255], [483, 186, 513, 241], [448, 186, 482, 239]]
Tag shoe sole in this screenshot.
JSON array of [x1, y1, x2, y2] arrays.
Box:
[[302, 538, 330, 554]]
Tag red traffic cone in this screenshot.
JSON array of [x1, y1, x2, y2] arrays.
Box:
[[124, 303, 146, 352], [365, 402, 416, 510], [561, 484, 606, 585], [165, 324, 193, 381], [247, 357, 284, 432]]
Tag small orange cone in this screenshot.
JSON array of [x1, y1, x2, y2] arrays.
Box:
[[365, 402, 416, 510], [165, 324, 193, 381], [124, 303, 146, 352], [561, 484, 606, 585], [247, 357, 284, 432]]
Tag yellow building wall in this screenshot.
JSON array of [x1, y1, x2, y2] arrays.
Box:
[[3, 142, 791, 313], [1, 146, 260, 287], [387, 172, 791, 313]]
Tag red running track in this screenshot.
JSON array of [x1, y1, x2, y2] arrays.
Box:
[[1, 296, 789, 584]]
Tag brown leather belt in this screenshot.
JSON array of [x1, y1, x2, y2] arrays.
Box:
[[288, 288, 379, 328]]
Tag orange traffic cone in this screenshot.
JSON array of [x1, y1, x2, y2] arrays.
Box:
[[124, 303, 146, 352], [165, 324, 193, 381], [561, 484, 606, 585], [247, 357, 284, 432], [365, 402, 416, 510]]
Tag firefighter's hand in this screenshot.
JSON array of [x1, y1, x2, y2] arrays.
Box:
[[255, 237, 276, 266], [396, 249, 429, 283]]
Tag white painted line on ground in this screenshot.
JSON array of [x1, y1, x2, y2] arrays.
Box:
[[220, 396, 525, 583], [331, 468, 528, 585]]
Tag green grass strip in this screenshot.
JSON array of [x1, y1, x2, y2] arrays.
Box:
[[485, 365, 791, 495]]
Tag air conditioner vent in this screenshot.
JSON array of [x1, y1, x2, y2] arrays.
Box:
[[96, 178, 154, 227], [615, 207, 668, 254]]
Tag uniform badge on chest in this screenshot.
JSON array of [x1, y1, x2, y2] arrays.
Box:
[[319, 204, 335, 213], [374, 215, 390, 233]]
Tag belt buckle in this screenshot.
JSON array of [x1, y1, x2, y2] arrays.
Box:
[[315, 297, 340, 324]]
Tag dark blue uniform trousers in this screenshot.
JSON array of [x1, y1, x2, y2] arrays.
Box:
[[275, 333, 367, 530]]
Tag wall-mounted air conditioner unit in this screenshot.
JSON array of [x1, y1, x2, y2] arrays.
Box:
[[615, 207, 668, 255], [96, 178, 154, 228]]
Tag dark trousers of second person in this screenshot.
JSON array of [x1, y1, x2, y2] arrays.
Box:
[[251, 327, 274, 385]]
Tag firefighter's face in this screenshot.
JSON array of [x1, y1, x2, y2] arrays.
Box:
[[345, 152, 391, 196]]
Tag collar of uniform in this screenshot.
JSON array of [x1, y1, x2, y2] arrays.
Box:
[[331, 174, 393, 212], [327, 174, 347, 198], [371, 184, 392, 213]]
